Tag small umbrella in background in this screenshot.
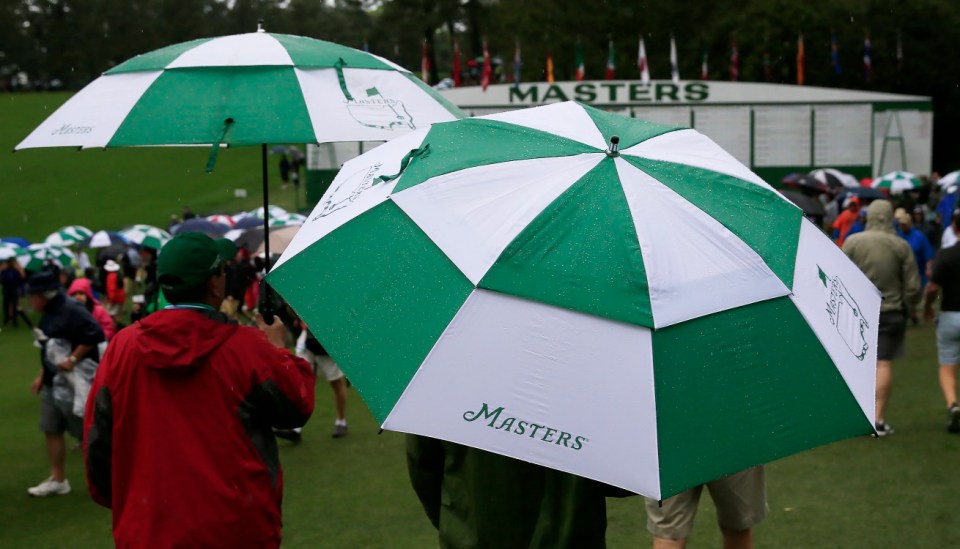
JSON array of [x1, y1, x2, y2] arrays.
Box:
[[938, 170, 960, 190], [250, 205, 288, 220], [781, 173, 830, 195], [17, 243, 75, 272], [0, 242, 21, 261], [810, 168, 859, 190], [81, 230, 129, 249], [872, 171, 922, 194], [121, 225, 172, 250], [233, 216, 266, 230], [45, 226, 93, 247], [839, 187, 887, 203], [207, 214, 236, 228], [173, 218, 230, 237], [268, 101, 881, 499], [269, 213, 306, 227], [1, 237, 30, 247], [779, 190, 826, 218]]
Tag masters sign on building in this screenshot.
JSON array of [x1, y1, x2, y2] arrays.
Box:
[[439, 80, 932, 182]]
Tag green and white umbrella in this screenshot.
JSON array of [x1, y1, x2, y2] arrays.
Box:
[[0, 242, 21, 261], [871, 171, 922, 194], [938, 170, 960, 189], [14, 25, 463, 280], [267, 102, 882, 499], [250, 205, 289, 220], [269, 213, 306, 227], [17, 243, 75, 272], [45, 226, 93, 247], [121, 225, 172, 250]]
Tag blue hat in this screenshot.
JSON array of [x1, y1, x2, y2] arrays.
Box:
[[26, 270, 61, 294]]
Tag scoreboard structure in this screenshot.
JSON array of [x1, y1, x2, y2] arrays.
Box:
[[439, 80, 932, 182]]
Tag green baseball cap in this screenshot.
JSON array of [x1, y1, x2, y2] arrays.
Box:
[[157, 232, 236, 295]]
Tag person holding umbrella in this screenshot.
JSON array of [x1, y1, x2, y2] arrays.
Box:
[[83, 232, 315, 548]]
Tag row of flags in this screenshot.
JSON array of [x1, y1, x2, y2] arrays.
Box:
[[421, 33, 903, 89]]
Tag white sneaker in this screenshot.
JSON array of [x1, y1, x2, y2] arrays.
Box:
[[27, 477, 71, 497]]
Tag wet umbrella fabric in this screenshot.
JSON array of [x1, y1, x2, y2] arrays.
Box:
[[17, 244, 75, 271], [81, 230, 129, 249], [45, 226, 93, 247], [121, 225, 171, 250], [267, 101, 882, 500], [172, 218, 230, 237]]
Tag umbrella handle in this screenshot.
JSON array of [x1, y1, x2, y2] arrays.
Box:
[[259, 278, 275, 325]]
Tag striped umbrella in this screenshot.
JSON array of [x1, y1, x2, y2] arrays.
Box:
[[207, 214, 236, 228], [121, 225, 172, 250], [0, 242, 21, 261], [250, 205, 288, 220], [268, 213, 306, 227], [13, 25, 464, 316], [45, 226, 93, 247], [81, 230, 129, 249], [267, 102, 882, 500], [871, 171, 922, 194], [17, 243, 75, 272]]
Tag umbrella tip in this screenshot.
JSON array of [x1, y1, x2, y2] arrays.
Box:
[[257, 19, 265, 33], [606, 135, 620, 158]]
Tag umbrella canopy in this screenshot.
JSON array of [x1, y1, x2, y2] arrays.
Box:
[[45, 226, 93, 247], [17, 243, 75, 271], [172, 218, 230, 237], [810, 168, 859, 190], [121, 224, 172, 250], [81, 230, 129, 249], [779, 190, 826, 217], [781, 173, 830, 195], [1, 237, 30, 247], [872, 171, 922, 194], [840, 187, 887, 202], [15, 30, 461, 150], [269, 213, 306, 227], [255, 226, 301, 256], [266, 102, 881, 499], [938, 170, 960, 189], [206, 214, 236, 228], [233, 216, 266, 230], [250, 205, 288, 220], [0, 242, 21, 261]]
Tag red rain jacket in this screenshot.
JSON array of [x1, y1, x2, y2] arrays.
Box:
[[83, 308, 315, 549]]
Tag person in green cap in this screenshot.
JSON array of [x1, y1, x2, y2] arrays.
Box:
[[83, 232, 316, 549]]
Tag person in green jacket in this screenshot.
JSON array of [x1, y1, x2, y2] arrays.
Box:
[[406, 434, 618, 549]]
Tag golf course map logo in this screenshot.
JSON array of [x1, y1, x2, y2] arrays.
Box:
[[818, 265, 869, 361], [346, 87, 415, 131], [463, 403, 588, 451]]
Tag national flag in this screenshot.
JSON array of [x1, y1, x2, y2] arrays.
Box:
[[797, 34, 805, 85], [513, 40, 523, 88], [729, 39, 739, 81], [605, 38, 616, 80], [575, 41, 586, 81], [670, 35, 679, 83], [700, 46, 709, 80], [763, 51, 772, 81], [546, 51, 555, 83], [421, 40, 430, 85], [638, 38, 650, 84], [481, 38, 492, 91], [453, 40, 462, 87], [863, 34, 873, 82], [831, 34, 841, 75]]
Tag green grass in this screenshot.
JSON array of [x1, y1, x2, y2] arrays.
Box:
[[3, 92, 960, 547], [0, 93, 303, 242]]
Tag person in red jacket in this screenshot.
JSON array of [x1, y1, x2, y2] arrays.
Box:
[[102, 259, 126, 321], [67, 277, 115, 341], [83, 232, 315, 549]]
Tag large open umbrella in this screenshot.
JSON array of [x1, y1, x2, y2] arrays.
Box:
[[120, 225, 171, 250], [810, 168, 859, 190], [266, 102, 881, 499], [14, 23, 462, 317], [45, 226, 93, 247], [872, 171, 922, 194], [17, 243, 75, 272]]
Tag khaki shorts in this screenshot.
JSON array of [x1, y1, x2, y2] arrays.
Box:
[[298, 349, 344, 382], [39, 386, 83, 440], [645, 466, 767, 540]]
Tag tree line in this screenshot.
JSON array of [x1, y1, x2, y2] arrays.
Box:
[[2, 0, 959, 169]]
